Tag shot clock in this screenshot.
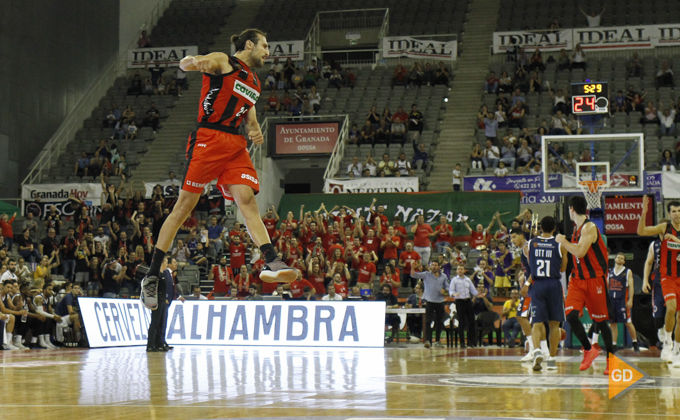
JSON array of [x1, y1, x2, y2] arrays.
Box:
[[571, 81, 609, 115]]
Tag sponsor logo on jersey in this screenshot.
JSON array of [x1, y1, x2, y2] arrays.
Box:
[[197, 143, 207, 148], [186, 180, 207, 188], [234, 80, 259, 104], [667, 241, 680, 250], [241, 173, 259, 184]]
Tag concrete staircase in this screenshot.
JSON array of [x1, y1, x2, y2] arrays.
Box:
[[427, 0, 501, 191], [210, 0, 265, 54], [128, 72, 203, 188]]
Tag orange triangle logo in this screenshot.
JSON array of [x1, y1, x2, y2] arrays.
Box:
[[608, 353, 647, 399]]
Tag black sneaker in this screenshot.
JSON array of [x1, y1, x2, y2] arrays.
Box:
[[260, 257, 298, 283], [633, 341, 640, 353], [140, 275, 159, 309]]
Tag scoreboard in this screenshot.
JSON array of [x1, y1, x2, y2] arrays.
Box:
[[571, 82, 609, 115]]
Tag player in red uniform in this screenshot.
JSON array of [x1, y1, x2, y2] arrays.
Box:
[[556, 195, 613, 374], [638, 196, 680, 366], [139, 29, 296, 309]]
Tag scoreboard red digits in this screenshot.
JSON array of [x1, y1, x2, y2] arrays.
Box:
[[571, 82, 609, 115]]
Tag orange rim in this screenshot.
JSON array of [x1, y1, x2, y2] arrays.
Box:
[[578, 180, 607, 193]]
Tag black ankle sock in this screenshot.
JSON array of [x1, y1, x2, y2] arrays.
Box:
[[148, 248, 167, 277], [567, 310, 591, 351], [260, 243, 277, 264]]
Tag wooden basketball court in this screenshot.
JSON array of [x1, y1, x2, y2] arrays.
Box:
[[1, 344, 678, 420]]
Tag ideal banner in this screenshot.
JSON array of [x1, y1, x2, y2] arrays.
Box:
[[230, 40, 305, 62], [493, 29, 573, 53], [382, 36, 458, 60], [274, 122, 340, 155], [463, 174, 562, 205], [324, 177, 419, 193], [80, 298, 386, 348], [278, 191, 521, 235], [662, 172, 680, 198], [127, 46, 198, 68], [603, 196, 654, 235], [494, 24, 680, 53]]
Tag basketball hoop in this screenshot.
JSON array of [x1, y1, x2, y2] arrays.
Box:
[[578, 180, 608, 210]]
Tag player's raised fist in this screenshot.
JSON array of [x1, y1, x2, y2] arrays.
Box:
[[193, 56, 218, 73], [248, 128, 264, 145]]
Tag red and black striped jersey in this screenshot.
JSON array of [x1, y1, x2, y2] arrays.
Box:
[[196, 56, 261, 131], [571, 219, 608, 280], [660, 223, 680, 277]]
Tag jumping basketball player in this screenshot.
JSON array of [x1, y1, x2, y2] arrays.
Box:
[[556, 195, 613, 375], [608, 253, 639, 353], [140, 29, 297, 309], [642, 223, 667, 349], [638, 197, 680, 366], [527, 217, 568, 371]]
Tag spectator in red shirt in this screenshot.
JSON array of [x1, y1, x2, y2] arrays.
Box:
[[285, 237, 303, 266], [356, 252, 377, 289], [433, 215, 454, 254], [391, 64, 408, 87], [381, 226, 401, 263], [392, 218, 407, 256], [0, 213, 16, 250], [234, 265, 254, 297], [399, 242, 422, 288], [229, 221, 247, 242], [330, 272, 348, 298], [306, 261, 326, 295], [346, 236, 366, 276], [261, 206, 280, 239], [380, 264, 401, 297], [210, 256, 233, 296], [179, 214, 198, 234], [411, 214, 433, 265], [229, 236, 247, 272], [463, 212, 497, 249], [362, 228, 380, 255], [307, 237, 326, 266], [287, 271, 315, 298], [283, 211, 298, 232]]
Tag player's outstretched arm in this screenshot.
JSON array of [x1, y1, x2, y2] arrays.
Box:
[[180, 53, 232, 75], [642, 243, 654, 293], [637, 196, 665, 236]]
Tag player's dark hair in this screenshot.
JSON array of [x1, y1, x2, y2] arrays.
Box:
[[509, 228, 523, 236], [7, 258, 16, 264], [667, 200, 680, 213], [540, 216, 556, 234], [568, 195, 588, 215], [231, 29, 267, 52]]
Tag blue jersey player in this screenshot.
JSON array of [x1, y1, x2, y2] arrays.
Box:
[[643, 230, 667, 348], [527, 216, 568, 371], [608, 253, 639, 352]]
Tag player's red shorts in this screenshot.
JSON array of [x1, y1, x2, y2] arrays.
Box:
[[660, 276, 680, 303], [564, 277, 609, 321], [182, 127, 259, 200]]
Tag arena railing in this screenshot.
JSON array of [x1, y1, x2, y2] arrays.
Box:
[[22, 0, 171, 186]]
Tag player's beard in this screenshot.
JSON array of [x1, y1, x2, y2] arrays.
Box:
[[250, 50, 264, 68]]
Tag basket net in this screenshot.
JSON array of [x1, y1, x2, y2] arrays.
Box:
[[578, 180, 608, 210]]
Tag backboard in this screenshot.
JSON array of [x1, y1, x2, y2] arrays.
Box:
[[542, 133, 644, 194]]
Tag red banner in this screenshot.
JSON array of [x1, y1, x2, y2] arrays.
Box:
[[603, 196, 653, 235], [274, 122, 339, 155]]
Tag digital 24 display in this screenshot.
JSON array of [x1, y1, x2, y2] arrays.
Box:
[[571, 82, 609, 115]]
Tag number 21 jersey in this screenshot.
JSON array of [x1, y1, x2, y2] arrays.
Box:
[[529, 236, 562, 280]]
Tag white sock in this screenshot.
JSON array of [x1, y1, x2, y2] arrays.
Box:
[[591, 333, 599, 344], [540, 340, 549, 355], [674, 341, 680, 354], [659, 328, 667, 342], [5, 332, 11, 345], [526, 335, 535, 352], [14, 335, 22, 345], [31, 337, 38, 344], [665, 330, 673, 344]]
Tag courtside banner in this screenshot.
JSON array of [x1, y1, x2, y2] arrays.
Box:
[[79, 298, 152, 348], [324, 177, 419, 193], [382, 36, 457, 60], [230, 40, 304, 62], [492, 29, 573, 53], [80, 299, 386, 348], [127, 46, 198, 68], [22, 183, 102, 205], [274, 122, 340, 155]]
